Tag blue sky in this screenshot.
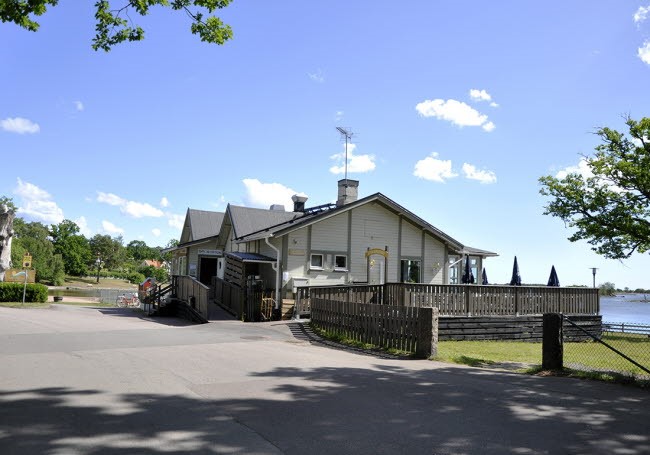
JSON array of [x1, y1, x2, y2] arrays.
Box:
[[1, 1, 650, 289]]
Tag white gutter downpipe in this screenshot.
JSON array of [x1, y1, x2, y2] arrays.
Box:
[[265, 235, 281, 311]]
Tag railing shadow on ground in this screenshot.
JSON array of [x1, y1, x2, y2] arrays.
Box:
[[95, 307, 194, 327], [1, 365, 648, 455]]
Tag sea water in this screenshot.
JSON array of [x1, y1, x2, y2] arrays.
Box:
[[600, 295, 650, 324]]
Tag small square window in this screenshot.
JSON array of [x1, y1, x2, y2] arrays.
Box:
[[334, 255, 347, 271], [310, 254, 323, 269]]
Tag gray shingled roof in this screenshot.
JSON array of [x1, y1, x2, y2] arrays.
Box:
[[228, 205, 305, 240], [188, 209, 225, 241]]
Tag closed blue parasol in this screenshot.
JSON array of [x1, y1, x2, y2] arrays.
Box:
[[482, 268, 489, 285], [509, 256, 522, 286], [547, 265, 560, 287], [461, 255, 475, 284]]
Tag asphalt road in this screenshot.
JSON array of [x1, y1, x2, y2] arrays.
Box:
[[0, 304, 648, 455]]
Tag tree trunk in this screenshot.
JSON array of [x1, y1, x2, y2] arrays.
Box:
[[0, 204, 16, 282]]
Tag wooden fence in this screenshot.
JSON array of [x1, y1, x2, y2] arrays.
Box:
[[297, 283, 599, 317], [311, 297, 438, 357], [174, 275, 210, 320], [212, 277, 275, 322]]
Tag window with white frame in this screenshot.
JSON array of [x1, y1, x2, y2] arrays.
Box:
[[334, 254, 347, 271], [310, 253, 324, 270]]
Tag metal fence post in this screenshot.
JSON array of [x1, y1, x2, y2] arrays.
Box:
[[542, 313, 563, 370]]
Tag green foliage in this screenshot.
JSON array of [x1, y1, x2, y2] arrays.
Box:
[[540, 117, 650, 260], [0, 0, 58, 32], [127, 271, 146, 284], [89, 234, 125, 270], [1, 0, 234, 51], [0, 196, 17, 211], [11, 218, 63, 284], [126, 240, 162, 262], [0, 282, 48, 303], [137, 264, 168, 282], [50, 220, 92, 276], [599, 282, 617, 296]]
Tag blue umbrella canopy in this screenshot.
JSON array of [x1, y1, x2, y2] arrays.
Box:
[[509, 256, 522, 286], [547, 265, 560, 287], [482, 268, 489, 285], [461, 255, 475, 284]]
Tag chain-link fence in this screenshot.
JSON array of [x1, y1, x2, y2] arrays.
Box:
[[563, 318, 650, 380]]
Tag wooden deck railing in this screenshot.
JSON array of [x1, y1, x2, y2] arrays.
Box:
[[297, 283, 599, 317], [174, 275, 210, 320], [213, 277, 275, 322]]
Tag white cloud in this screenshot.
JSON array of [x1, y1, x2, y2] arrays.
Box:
[[469, 89, 492, 102], [416, 98, 495, 132], [152, 228, 161, 237], [638, 41, 650, 64], [74, 216, 92, 237], [96, 192, 163, 218], [482, 121, 496, 132], [97, 192, 125, 206], [489, 102, 499, 108], [122, 201, 164, 218], [329, 143, 377, 174], [634, 5, 649, 24], [462, 163, 497, 184], [1, 117, 40, 134], [242, 179, 306, 209], [74, 101, 84, 112], [308, 69, 324, 83], [167, 213, 184, 230], [555, 159, 594, 180], [102, 220, 124, 235], [13, 178, 64, 224], [413, 153, 458, 183], [335, 111, 344, 121], [160, 197, 169, 208]]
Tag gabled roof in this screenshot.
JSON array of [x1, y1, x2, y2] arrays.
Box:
[[181, 209, 225, 242], [235, 192, 463, 247]]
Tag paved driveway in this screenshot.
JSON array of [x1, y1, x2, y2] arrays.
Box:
[[0, 304, 648, 454]]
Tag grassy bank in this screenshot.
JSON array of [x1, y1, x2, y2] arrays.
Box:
[[311, 323, 649, 387]]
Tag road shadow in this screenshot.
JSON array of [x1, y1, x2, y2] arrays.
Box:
[[95, 307, 194, 327], [1, 365, 648, 454]]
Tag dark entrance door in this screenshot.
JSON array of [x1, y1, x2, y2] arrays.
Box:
[[199, 257, 219, 286]]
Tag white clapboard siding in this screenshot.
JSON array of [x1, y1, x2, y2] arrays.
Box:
[[311, 211, 349, 250], [401, 219, 422, 257], [350, 203, 400, 282]]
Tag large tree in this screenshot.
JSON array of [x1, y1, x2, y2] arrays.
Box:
[[50, 220, 92, 276], [11, 218, 65, 285], [0, 0, 234, 51], [539, 117, 650, 260]]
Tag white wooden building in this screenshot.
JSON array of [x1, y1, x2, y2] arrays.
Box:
[[168, 180, 497, 311]]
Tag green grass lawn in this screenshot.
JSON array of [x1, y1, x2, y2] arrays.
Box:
[[0, 301, 51, 308], [61, 276, 136, 289], [436, 340, 541, 368]]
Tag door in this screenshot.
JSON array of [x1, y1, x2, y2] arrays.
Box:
[[368, 256, 385, 284], [199, 257, 219, 286]]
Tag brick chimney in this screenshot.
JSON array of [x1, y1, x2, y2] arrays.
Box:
[[336, 179, 359, 206]]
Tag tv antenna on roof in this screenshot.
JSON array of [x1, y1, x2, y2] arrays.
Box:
[[336, 126, 353, 184]]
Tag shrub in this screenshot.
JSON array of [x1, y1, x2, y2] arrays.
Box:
[[127, 272, 146, 284], [0, 283, 48, 303]]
